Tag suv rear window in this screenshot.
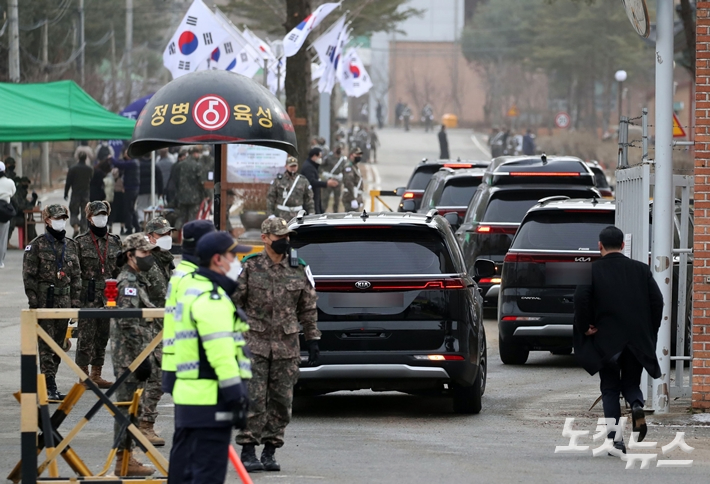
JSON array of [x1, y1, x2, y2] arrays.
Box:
[[408, 167, 439, 190], [439, 178, 482, 206], [482, 189, 598, 223], [512, 211, 615, 251], [292, 227, 455, 275]]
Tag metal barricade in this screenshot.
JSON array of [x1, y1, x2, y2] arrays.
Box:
[[369, 189, 401, 212]]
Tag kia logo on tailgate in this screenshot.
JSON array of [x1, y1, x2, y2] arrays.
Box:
[[355, 281, 372, 290]]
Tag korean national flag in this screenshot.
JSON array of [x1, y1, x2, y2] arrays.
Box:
[[339, 48, 373, 98], [283, 2, 341, 58], [163, 0, 229, 79]]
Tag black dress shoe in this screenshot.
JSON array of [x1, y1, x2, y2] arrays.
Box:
[[261, 443, 281, 471], [609, 440, 626, 457], [240, 444, 264, 472], [631, 403, 647, 442]]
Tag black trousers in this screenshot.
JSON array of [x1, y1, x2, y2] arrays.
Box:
[[599, 348, 644, 439], [168, 426, 232, 484]]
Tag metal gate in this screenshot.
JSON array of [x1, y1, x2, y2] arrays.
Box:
[[615, 165, 694, 401]]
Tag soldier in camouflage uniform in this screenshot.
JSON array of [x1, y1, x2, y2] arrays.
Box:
[[266, 157, 315, 220], [174, 146, 207, 230], [342, 147, 365, 211], [23, 204, 81, 400], [234, 217, 320, 472], [111, 233, 159, 476], [74, 201, 121, 389], [320, 146, 346, 212], [138, 216, 175, 446]]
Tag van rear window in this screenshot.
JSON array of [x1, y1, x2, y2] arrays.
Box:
[[291, 227, 455, 275], [512, 211, 615, 251]]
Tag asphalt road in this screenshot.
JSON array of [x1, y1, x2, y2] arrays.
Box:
[[1, 128, 709, 483]]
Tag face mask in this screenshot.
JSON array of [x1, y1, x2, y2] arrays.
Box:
[[50, 219, 66, 232], [202, 150, 209, 156], [226, 258, 242, 281], [270, 238, 290, 255], [155, 235, 172, 251], [354, 156, 362, 163], [135, 254, 155, 272], [313, 157, 323, 165], [92, 215, 108, 228]]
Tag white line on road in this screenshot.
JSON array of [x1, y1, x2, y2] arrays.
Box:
[[471, 134, 492, 159]]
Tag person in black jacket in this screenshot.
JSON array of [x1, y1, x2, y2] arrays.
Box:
[[64, 152, 93, 236], [574, 226, 663, 453], [299, 147, 339, 214], [438, 125, 450, 159]]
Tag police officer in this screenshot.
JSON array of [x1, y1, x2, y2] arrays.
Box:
[[23, 204, 81, 400], [235, 217, 320, 472], [342, 147, 365, 212], [169, 231, 251, 483], [74, 201, 121, 388], [112, 233, 160, 476], [161, 219, 216, 396], [266, 156, 315, 220], [139, 216, 175, 446]]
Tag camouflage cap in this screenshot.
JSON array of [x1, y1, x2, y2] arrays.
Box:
[[261, 217, 294, 236], [85, 200, 110, 217], [350, 146, 363, 156], [42, 204, 69, 219], [145, 216, 174, 235], [286, 156, 299, 166], [122, 233, 159, 252]]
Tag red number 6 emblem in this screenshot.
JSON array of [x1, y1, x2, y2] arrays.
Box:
[[192, 94, 230, 131]]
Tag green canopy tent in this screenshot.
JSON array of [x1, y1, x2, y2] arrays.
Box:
[[0, 80, 136, 141]]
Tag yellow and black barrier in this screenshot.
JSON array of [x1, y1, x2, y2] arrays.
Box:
[[17, 308, 168, 483], [369, 189, 401, 212]]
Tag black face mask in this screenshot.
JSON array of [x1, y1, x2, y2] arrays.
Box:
[[135, 254, 155, 272], [354, 156, 362, 163], [270, 238, 290, 255]]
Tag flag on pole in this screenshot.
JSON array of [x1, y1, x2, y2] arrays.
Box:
[[163, 0, 228, 79], [283, 2, 341, 58], [242, 26, 277, 65], [311, 15, 348, 94], [338, 48, 373, 98], [196, 8, 262, 78]]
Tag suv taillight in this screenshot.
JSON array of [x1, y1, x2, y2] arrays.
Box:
[[316, 278, 467, 292], [476, 225, 517, 234]]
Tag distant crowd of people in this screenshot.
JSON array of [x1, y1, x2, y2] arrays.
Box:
[[488, 126, 537, 157], [63, 142, 214, 238]]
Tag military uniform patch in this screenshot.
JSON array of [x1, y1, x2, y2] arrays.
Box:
[[25, 245, 32, 251], [124, 287, 137, 296]]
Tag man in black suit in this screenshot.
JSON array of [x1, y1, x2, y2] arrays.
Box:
[[574, 226, 663, 453]]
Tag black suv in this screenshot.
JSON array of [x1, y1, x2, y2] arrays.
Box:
[[289, 210, 488, 413], [498, 198, 693, 364], [397, 159, 490, 212], [455, 155, 601, 306], [408, 168, 486, 221]]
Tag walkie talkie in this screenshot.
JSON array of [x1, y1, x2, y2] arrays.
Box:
[[289, 247, 299, 267]]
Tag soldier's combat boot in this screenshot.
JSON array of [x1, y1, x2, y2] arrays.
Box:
[[261, 443, 281, 471], [115, 454, 155, 476], [90, 365, 113, 389], [77, 366, 89, 387], [139, 421, 165, 446], [45, 376, 65, 401], [241, 444, 264, 472]]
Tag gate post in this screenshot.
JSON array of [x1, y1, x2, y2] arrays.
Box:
[[20, 309, 38, 482]]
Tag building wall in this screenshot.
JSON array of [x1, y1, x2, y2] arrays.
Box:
[[388, 41, 486, 126], [693, 1, 710, 410]]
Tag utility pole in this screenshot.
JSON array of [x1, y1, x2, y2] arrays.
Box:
[[650, 0, 674, 414], [78, 0, 85, 86], [110, 24, 117, 111], [124, 0, 133, 106], [41, 20, 50, 188], [9, 0, 23, 177]]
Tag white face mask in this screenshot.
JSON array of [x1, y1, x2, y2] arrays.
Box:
[[50, 219, 66, 232], [226, 258, 242, 281], [156, 235, 173, 251], [202, 150, 210, 156], [313, 157, 323, 165], [92, 215, 108, 228]]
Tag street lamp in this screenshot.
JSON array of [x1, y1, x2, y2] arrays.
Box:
[[615, 69, 627, 121]]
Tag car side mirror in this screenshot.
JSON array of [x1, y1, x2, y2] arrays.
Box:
[[443, 212, 460, 228], [395, 186, 406, 197], [401, 200, 416, 212], [473, 259, 496, 279]]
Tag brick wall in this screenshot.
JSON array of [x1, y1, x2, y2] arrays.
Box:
[[694, 2, 710, 410]]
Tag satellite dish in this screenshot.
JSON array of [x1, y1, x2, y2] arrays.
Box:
[[621, 0, 650, 38]]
